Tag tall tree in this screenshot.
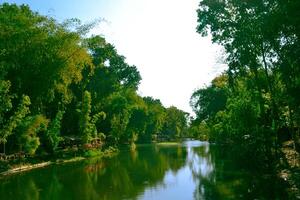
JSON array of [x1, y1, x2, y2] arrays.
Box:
[[0, 3, 92, 115]]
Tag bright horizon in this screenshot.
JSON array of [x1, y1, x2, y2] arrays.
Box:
[[4, 0, 226, 114]]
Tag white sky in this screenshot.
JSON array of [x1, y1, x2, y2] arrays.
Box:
[[6, 0, 226, 114], [91, 0, 225, 114]]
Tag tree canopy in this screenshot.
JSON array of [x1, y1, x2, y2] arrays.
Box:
[[0, 3, 189, 155], [190, 0, 300, 166]]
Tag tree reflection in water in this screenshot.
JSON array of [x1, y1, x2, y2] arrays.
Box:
[[0, 141, 287, 200], [189, 141, 287, 200], [0, 144, 187, 200]]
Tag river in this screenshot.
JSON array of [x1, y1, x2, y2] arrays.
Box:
[[0, 141, 287, 199]]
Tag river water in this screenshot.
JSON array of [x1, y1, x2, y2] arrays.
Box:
[[0, 141, 286, 200]]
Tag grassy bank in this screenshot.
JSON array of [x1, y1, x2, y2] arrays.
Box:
[[155, 142, 181, 146], [0, 146, 118, 176]]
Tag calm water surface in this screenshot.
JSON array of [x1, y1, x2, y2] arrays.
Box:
[[0, 141, 286, 200]]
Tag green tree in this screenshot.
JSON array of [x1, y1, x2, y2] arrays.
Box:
[[79, 91, 93, 144], [196, 0, 300, 146], [46, 110, 65, 152], [79, 91, 105, 144], [17, 115, 48, 155], [140, 97, 166, 143], [0, 3, 92, 115], [0, 95, 31, 154], [190, 74, 228, 122], [0, 80, 13, 125], [107, 92, 130, 145], [125, 99, 148, 148], [161, 106, 188, 140]]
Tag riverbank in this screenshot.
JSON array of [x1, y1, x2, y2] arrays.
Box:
[[0, 141, 183, 176], [155, 142, 181, 146], [278, 140, 300, 199], [0, 147, 118, 176]]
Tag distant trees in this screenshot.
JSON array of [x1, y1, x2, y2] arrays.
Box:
[[161, 106, 189, 140], [0, 3, 188, 156]]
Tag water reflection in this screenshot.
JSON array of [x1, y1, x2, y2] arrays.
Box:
[[0, 141, 286, 200]]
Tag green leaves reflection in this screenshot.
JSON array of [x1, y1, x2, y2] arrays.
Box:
[[0, 144, 187, 200], [0, 142, 287, 200]]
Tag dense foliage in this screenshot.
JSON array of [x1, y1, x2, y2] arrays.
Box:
[[190, 0, 300, 165], [0, 3, 188, 156]]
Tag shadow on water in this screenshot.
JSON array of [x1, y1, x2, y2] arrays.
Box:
[[0, 141, 287, 200]]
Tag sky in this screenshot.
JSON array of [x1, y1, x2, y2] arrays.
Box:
[[3, 0, 226, 114]]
